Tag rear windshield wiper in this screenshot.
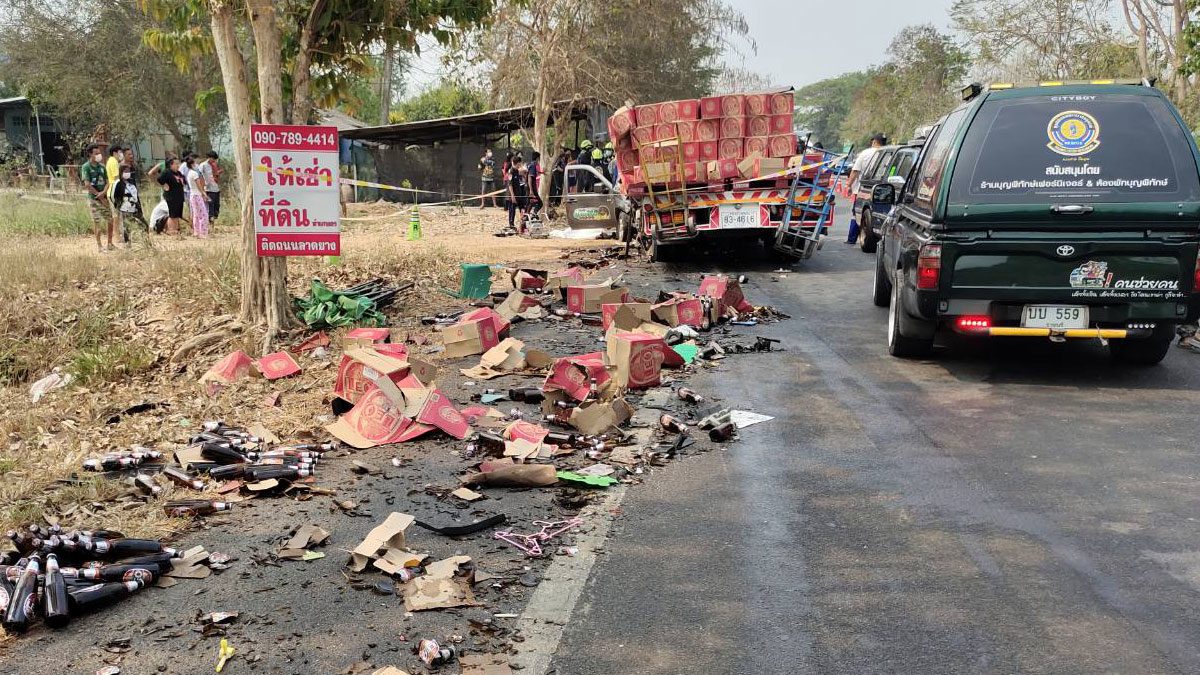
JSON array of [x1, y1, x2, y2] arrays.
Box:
[[1051, 204, 1094, 215]]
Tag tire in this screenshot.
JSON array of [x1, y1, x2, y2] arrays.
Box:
[[860, 211, 878, 253], [1110, 324, 1173, 366], [872, 246, 891, 307], [887, 277, 934, 358]]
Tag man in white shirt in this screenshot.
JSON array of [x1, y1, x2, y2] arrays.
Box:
[[200, 151, 222, 221], [845, 133, 887, 244]]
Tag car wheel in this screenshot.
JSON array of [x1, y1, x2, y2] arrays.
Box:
[[887, 276, 934, 358], [872, 246, 891, 307], [860, 212, 878, 253], [1109, 324, 1173, 366]]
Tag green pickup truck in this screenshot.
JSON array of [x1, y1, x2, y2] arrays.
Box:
[[871, 80, 1200, 365]]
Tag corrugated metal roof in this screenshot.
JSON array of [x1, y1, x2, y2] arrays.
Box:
[[340, 98, 606, 145]]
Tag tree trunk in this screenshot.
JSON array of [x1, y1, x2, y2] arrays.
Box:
[[246, 0, 296, 344], [209, 0, 260, 333], [532, 65, 552, 206], [379, 43, 395, 125], [290, 0, 328, 125]]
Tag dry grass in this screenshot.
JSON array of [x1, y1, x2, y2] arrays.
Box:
[[0, 192, 91, 237], [0, 200, 598, 538]]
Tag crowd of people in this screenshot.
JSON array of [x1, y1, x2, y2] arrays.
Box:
[[477, 138, 618, 234], [80, 144, 222, 252]]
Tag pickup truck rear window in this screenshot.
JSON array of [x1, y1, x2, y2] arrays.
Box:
[[948, 94, 1200, 204]]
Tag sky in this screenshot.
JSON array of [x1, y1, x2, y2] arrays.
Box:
[[403, 0, 958, 98]]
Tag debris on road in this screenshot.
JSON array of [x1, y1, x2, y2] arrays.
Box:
[[295, 278, 405, 329]]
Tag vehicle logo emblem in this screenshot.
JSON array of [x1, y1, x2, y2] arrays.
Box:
[[1056, 245, 1075, 257]]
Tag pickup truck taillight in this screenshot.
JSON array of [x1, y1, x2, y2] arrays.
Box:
[[916, 244, 942, 290]]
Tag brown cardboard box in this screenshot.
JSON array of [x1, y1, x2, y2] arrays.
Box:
[[441, 309, 508, 359], [601, 302, 656, 331], [606, 331, 686, 389], [568, 397, 636, 435], [707, 158, 739, 180], [737, 154, 785, 180], [566, 282, 628, 314]]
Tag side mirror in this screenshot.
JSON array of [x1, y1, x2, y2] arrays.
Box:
[[887, 175, 906, 188], [871, 183, 896, 205]]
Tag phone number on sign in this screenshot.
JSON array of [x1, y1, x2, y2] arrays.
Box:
[[252, 129, 336, 148]]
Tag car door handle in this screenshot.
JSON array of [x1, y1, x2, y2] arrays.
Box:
[[1051, 204, 1093, 215], [566, 197, 577, 203]]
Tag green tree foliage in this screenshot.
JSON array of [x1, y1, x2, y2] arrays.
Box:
[[841, 25, 969, 147], [794, 71, 870, 150], [391, 82, 488, 123]]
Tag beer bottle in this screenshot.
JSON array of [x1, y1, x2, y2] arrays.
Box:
[[418, 639, 457, 667], [134, 474, 162, 496], [202, 420, 225, 432], [162, 466, 205, 491], [676, 387, 704, 404], [0, 558, 23, 614], [545, 431, 576, 447], [394, 566, 424, 582], [43, 553, 70, 628], [708, 422, 736, 442], [83, 456, 138, 472], [242, 465, 311, 482], [78, 563, 161, 584], [201, 442, 247, 464], [164, 500, 232, 517], [207, 464, 247, 481], [2, 554, 40, 633], [84, 538, 176, 559], [67, 580, 143, 614], [659, 414, 688, 434]]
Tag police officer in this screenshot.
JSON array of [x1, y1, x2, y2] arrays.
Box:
[[576, 139, 596, 193], [602, 141, 616, 183]]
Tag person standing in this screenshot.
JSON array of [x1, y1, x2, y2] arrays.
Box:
[[527, 151, 543, 218], [507, 154, 528, 232], [184, 155, 209, 237], [550, 147, 568, 207], [845, 133, 886, 244], [105, 145, 124, 245], [81, 144, 112, 251], [200, 151, 222, 221], [477, 148, 497, 208], [156, 156, 186, 235], [111, 164, 151, 248]]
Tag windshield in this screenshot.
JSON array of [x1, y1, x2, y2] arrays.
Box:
[[948, 93, 1200, 204]]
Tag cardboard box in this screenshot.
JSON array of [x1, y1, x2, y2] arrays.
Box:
[[257, 351, 301, 380], [608, 105, 637, 137], [652, 296, 709, 328], [718, 138, 743, 160], [675, 120, 697, 143], [744, 93, 770, 116], [698, 140, 719, 162], [616, 149, 639, 173], [719, 117, 747, 139], [462, 307, 510, 335], [622, 168, 644, 189], [634, 103, 659, 127], [744, 137, 769, 157], [699, 274, 756, 315], [707, 158, 739, 180], [770, 114, 792, 135], [767, 134, 797, 158], [568, 397, 636, 435], [683, 162, 706, 183], [606, 331, 686, 389], [738, 154, 785, 180], [345, 327, 390, 343], [566, 282, 628, 314], [441, 311, 506, 359], [199, 350, 255, 395], [747, 116, 772, 138], [543, 266, 586, 293], [642, 161, 675, 185], [719, 94, 745, 117], [654, 123, 677, 142], [699, 96, 723, 119], [676, 99, 701, 120], [696, 119, 720, 142], [769, 91, 794, 115], [326, 378, 419, 449], [632, 126, 655, 146], [401, 387, 471, 439], [601, 302, 655, 331], [681, 142, 700, 163], [333, 346, 434, 405], [510, 268, 548, 290], [543, 352, 612, 401], [657, 100, 680, 123]]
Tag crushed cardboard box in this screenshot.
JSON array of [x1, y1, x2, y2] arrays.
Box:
[[199, 350, 255, 395], [348, 512, 413, 572], [543, 352, 612, 401], [403, 555, 477, 611], [441, 307, 510, 358], [602, 302, 656, 331]]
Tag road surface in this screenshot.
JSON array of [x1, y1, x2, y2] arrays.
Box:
[[551, 224, 1200, 674]]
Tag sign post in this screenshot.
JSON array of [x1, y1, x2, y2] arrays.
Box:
[[250, 123, 341, 256]]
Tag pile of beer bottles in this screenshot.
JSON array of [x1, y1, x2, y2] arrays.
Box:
[[189, 421, 332, 485], [1, 525, 181, 634]]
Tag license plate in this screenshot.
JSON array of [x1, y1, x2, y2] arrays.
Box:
[[1021, 305, 1088, 330], [719, 204, 760, 228]]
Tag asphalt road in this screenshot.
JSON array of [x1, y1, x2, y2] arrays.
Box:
[[552, 220, 1200, 674]]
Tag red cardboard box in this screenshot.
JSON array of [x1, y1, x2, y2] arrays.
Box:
[[345, 327, 390, 343], [718, 138, 743, 160], [635, 103, 659, 127], [738, 154, 785, 180], [747, 116, 772, 138], [683, 161, 706, 183], [677, 99, 701, 120], [504, 419, 550, 444], [601, 302, 656, 331], [622, 168, 644, 189], [567, 282, 628, 314], [769, 91, 794, 115], [770, 115, 792, 135], [632, 126, 655, 146], [699, 274, 756, 315], [333, 345, 435, 404], [639, 145, 659, 163], [199, 350, 255, 395], [403, 387, 471, 440], [326, 380, 416, 448], [257, 351, 301, 380], [700, 96, 723, 119], [676, 120, 697, 143], [744, 137, 769, 157], [719, 94, 745, 117], [744, 93, 770, 116], [608, 105, 637, 137], [543, 266, 587, 294], [442, 308, 508, 358], [654, 123, 677, 142], [543, 352, 611, 401], [652, 296, 709, 328], [616, 149, 639, 173], [768, 134, 797, 158], [698, 140, 719, 162], [720, 117, 747, 139], [681, 142, 700, 163], [511, 268, 548, 290], [707, 158, 739, 180], [462, 307, 511, 337], [658, 100, 680, 123], [696, 119, 720, 142], [606, 331, 686, 389]]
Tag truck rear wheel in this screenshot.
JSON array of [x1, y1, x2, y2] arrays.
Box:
[[1110, 325, 1173, 366], [871, 247, 891, 307], [887, 279, 933, 358], [860, 211, 878, 253]]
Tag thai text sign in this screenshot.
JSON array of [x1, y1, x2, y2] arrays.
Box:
[[251, 123, 340, 256]]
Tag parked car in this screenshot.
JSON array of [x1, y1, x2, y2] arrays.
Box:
[[852, 141, 922, 253], [871, 80, 1200, 365]]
